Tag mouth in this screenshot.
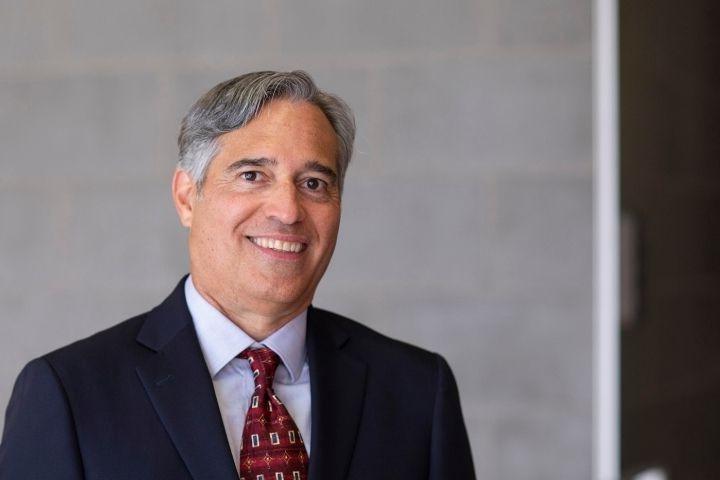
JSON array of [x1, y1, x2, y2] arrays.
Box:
[[247, 236, 307, 253]]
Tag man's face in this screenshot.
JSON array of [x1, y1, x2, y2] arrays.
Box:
[[174, 99, 341, 319]]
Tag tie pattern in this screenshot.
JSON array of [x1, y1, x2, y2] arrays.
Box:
[[238, 347, 308, 480]]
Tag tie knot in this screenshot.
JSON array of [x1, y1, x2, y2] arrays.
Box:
[[239, 347, 281, 388]]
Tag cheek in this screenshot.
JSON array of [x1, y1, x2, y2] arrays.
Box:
[[313, 205, 340, 230], [207, 197, 256, 230], [191, 203, 239, 249], [318, 211, 341, 247]]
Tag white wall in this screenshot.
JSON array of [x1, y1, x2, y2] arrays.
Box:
[[0, 1, 593, 477]]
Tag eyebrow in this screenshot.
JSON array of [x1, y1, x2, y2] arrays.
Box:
[[225, 157, 277, 173], [304, 160, 338, 184]]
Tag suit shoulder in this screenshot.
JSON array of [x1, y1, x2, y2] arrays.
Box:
[[311, 307, 440, 369], [42, 311, 149, 371]]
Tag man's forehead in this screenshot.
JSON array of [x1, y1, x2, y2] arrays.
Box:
[[217, 100, 335, 142], [211, 101, 339, 171]]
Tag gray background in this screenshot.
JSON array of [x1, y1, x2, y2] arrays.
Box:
[[0, 1, 592, 478]]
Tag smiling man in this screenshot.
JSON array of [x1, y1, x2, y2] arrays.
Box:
[[175, 98, 342, 340], [0, 71, 475, 479]]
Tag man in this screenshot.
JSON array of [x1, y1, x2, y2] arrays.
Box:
[[0, 71, 475, 479]]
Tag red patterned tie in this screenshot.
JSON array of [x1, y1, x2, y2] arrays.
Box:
[[238, 347, 308, 480]]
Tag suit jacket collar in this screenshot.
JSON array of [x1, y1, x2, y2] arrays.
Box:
[[135, 277, 239, 479], [307, 306, 368, 480], [134, 279, 370, 480], [136, 276, 192, 352]]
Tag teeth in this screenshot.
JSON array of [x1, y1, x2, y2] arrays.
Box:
[[250, 237, 304, 253]]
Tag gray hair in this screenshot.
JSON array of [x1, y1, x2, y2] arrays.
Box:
[[178, 70, 355, 192]]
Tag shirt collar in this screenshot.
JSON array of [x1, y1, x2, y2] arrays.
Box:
[[184, 275, 307, 382]]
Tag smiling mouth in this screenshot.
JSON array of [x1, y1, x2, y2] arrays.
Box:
[[247, 236, 307, 253]]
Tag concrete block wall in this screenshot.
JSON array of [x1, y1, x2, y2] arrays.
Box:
[[0, 1, 592, 477]]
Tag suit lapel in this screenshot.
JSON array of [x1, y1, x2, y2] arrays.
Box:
[[135, 279, 238, 480], [307, 307, 367, 480]]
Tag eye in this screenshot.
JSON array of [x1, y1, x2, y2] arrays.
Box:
[[241, 171, 259, 182], [304, 178, 326, 191]]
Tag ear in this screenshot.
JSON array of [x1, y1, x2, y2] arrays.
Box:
[[172, 168, 197, 227]]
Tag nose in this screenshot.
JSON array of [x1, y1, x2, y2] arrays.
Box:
[[263, 182, 305, 225]]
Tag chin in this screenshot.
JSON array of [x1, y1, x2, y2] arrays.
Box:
[[253, 283, 311, 309], [268, 291, 310, 308]]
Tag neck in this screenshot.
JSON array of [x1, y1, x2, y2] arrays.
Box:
[[192, 282, 308, 341]]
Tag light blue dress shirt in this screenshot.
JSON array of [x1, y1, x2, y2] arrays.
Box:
[[184, 276, 312, 468]]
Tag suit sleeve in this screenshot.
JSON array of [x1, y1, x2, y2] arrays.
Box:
[[429, 354, 476, 479], [0, 357, 84, 480]]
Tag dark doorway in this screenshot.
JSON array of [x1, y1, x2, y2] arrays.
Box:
[[620, 0, 720, 478]]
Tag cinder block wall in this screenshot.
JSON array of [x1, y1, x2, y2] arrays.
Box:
[[0, 1, 592, 477]]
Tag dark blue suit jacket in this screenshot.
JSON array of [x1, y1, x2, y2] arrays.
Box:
[[0, 279, 475, 479]]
